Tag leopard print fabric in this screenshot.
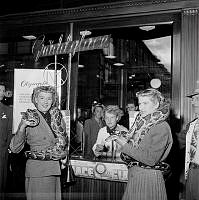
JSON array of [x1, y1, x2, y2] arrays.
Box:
[[24, 107, 68, 160]]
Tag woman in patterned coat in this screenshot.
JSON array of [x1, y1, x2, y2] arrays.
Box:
[[109, 88, 173, 200], [10, 85, 68, 200]]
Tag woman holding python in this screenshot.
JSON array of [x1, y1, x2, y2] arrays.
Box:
[[10, 85, 68, 200], [107, 88, 173, 200]]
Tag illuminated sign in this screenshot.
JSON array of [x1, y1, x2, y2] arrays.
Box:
[[71, 159, 128, 182]]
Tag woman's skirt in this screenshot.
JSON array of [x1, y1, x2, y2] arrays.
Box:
[[122, 166, 167, 200], [25, 176, 61, 200]]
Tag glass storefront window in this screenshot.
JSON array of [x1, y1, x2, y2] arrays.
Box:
[[0, 20, 172, 159], [73, 23, 172, 158], [76, 23, 172, 115], [0, 32, 69, 109]]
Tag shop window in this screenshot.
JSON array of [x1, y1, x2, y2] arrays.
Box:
[[77, 23, 172, 112], [73, 23, 172, 158]]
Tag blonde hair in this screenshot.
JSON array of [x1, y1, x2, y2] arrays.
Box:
[[136, 88, 166, 108], [104, 105, 123, 121], [31, 85, 58, 108]]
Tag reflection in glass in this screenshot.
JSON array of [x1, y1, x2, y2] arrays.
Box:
[[77, 24, 172, 109], [74, 23, 172, 159]]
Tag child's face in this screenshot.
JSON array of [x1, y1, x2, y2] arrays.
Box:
[[126, 103, 135, 112]]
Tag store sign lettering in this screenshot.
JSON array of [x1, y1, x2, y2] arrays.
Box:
[[71, 161, 128, 182], [33, 34, 111, 61]]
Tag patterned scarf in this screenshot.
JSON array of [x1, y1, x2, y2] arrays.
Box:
[[121, 102, 170, 163], [127, 102, 170, 147], [106, 126, 117, 135]]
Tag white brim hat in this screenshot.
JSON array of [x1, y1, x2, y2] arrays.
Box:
[[187, 88, 199, 98]]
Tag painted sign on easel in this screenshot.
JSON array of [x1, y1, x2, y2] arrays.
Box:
[[13, 68, 61, 133]]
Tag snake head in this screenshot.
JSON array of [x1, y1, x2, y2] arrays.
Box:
[[21, 109, 40, 126]]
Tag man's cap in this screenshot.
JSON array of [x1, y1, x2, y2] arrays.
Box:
[[93, 102, 104, 108], [92, 100, 98, 106], [187, 88, 199, 98]]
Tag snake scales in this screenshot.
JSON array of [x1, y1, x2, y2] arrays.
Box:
[[21, 107, 68, 160], [120, 102, 171, 176], [105, 102, 171, 175]]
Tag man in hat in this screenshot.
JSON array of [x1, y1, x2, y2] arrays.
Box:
[[185, 87, 199, 200], [83, 103, 105, 159]]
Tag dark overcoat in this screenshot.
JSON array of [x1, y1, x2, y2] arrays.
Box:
[[0, 103, 13, 198]]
